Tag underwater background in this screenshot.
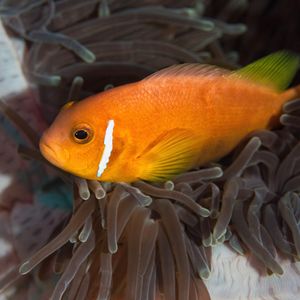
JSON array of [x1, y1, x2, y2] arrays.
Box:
[[0, 0, 300, 299]]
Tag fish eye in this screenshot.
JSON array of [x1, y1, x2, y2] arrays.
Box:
[[72, 127, 93, 144]]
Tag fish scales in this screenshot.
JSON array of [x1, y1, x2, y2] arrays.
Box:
[[39, 52, 300, 182]]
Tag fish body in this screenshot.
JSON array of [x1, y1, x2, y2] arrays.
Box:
[[40, 52, 300, 182]]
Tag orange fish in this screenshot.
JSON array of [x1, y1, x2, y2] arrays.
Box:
[[40, 52, 300, 182]]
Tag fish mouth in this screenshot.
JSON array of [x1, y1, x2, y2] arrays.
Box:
[[39, 140, 67, 168]]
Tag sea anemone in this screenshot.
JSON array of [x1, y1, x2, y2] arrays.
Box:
[[0, 0, 246, 121], [2, 96, 297, 300], [0, 1, 300, 300], [1, 95, 300, 299]]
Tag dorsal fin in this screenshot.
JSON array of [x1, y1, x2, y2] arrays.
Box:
[[234, 51, 300, 91], [142, 64, 230, 82], [61, 101, 75, 111]]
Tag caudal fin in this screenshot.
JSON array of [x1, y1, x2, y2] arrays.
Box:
[[281, 84, 300, 102]]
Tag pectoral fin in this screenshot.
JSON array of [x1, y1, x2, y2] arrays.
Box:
[[137, 129, 200, 182]]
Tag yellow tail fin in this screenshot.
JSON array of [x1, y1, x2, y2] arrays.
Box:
[[281, 84, 300, 102]]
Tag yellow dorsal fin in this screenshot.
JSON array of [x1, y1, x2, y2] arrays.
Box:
[[234, 51, 300, 91], [61, 101, 75, 111], [137, 129, 199, 182]]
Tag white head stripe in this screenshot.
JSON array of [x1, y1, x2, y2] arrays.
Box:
[[97, 119, 115, 178]]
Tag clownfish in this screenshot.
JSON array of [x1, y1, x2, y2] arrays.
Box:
[[40, 52, 300, 182]]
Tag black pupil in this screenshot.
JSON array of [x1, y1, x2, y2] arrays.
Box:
[[75, 130, 88, 140]]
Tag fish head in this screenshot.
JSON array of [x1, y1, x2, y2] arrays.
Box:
[[39, 100, 110, 180]]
